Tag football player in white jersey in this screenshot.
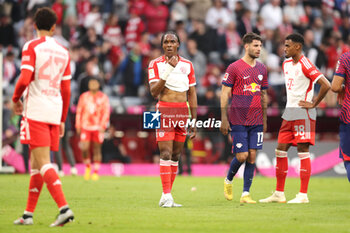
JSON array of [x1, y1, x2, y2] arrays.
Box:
[[12, 8, 74, 226], [260, 33, 330, 204], [148, 31, 197, 207]]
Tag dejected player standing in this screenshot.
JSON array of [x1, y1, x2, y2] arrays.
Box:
[[149, 31, 197, 208], [12, 7, 74, 226], [331, 51, 350, 182], [221, 32, 268, 203], [260, 33, 331, 204]]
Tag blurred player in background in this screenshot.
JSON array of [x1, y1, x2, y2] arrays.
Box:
[[75, 77, 110, 181], [12, 7, 74, 227], [149, 31, 197, 207], [331, 51, 350, 182], [260, 33, 330, 204], [221, 32, 268, 204]]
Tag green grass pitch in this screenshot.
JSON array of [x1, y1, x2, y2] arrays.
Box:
[[0, 175, 349, 233]]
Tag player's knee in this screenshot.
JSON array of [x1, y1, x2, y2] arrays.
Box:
[[171, 153, 181, 161], [160, 150, 172, 160], [236, 153, 248, 163]]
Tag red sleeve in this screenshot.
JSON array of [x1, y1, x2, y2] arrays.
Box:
[[12, 69, 34, 102], [189, 62, 196, 86], [60, 79, 71, 122], [62, 56, 71, 80], [21, 41, 35, 72], [222, 63, 236, 87], [148, 59, 160, 83], [300, 56, 323, 82]]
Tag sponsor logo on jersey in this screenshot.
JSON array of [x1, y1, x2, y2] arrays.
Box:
[[243, 83, 261, 93]]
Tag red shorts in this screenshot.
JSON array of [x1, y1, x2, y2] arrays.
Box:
[[20, 118, 60, 151], [156, 101, 190, 142], [277, 119, 316, 146], [80, 129, 104, 143]]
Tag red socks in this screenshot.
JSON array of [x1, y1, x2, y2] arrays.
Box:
[[93, 162, 100, 174], [170, 161, 178, 190], [275, 150, 288, 192], [298, 152, 311, 194], [25, 169, 44, 213], [160, 160, 171, 194], [41, 164, 67, 208]]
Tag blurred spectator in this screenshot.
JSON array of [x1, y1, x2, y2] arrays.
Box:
[[325, 31, 350, 78], [84, 4, 103, 35], [2, 99, 20, 148], [102, 125, 131, 163], [143, 0, 169, 35], [236, 9, 253, 37], [77, 55, 103, 97], [222, 21, 241, 65], [205, 0, 234, 30], [185, 0, 212, 21], [283, 0, 306, 29], [76, 0, 91, 26], [303, 29, 327, 73], [0, 15, 16, 48], [125, 8, 145, 51], [52, 0, 67, 25], [3, 51, 19, 90], [62, 15, 79, 45], [189, 19, 217, 56], [311, 17, 325, 47], [80, 27, 102, 52], [128, 0, 148, 16], [169, 0, 188, 30], [259, 0, 283, 30], [181, 38, 207, 83], [201, 64, 222, 90], [118, 43, 144, 96]]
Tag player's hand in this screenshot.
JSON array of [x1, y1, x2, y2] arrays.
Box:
[[76, 127, 81, 135], [298, 100, 314, 109], [12, 100, 23, 115], [168, 56, 179, 67], [337, 87, 345, 105], [220, 119, 231, 136], [189, 125, 196, 139], [60, 122, 65, 137]]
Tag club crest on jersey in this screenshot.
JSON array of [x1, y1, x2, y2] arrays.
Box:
[[180, 67, 187, 74], [236, 143, 243, 148], [258, 75, 263, 81], [223, 73, 229, 81], [243, 83, 261, 93]]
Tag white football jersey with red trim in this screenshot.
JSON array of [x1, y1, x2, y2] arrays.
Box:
[[148, 56, 196, 92], [282, 55, 323, 121], [21, 36, 71, 125]]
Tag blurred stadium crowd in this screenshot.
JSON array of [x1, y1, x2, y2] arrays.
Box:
[[1, 0, 348, 166]]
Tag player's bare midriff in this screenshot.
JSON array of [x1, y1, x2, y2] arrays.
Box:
[[159, 87, 187, 102]]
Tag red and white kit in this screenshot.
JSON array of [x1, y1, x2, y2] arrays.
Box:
[[13, 36, 71, 151], [278, 55, 323, 145], [148, 55, 196, 142], [76, 91, 110, 143]]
